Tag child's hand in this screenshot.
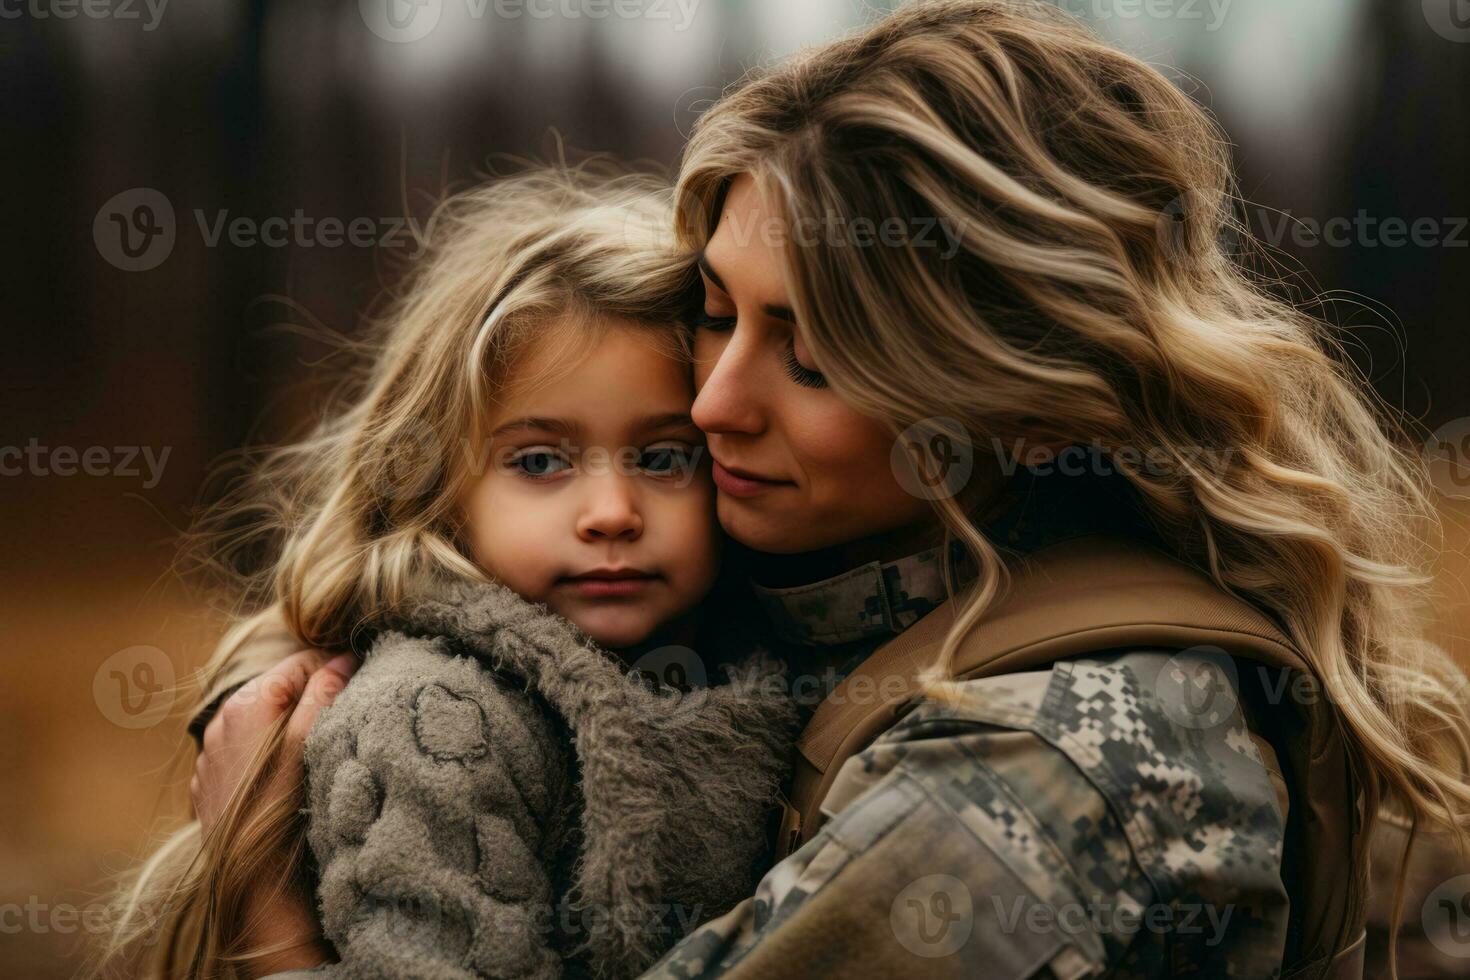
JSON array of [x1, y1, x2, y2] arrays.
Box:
[[192, 648, 358, 976]]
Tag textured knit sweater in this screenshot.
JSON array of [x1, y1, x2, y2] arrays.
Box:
[[269, 576, 800, 980]]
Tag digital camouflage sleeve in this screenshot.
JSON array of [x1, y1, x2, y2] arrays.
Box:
[[643, 648, 1292, 980]]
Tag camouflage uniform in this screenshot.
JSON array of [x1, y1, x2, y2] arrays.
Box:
[[750, 540, 966, 648], [644, 464, 1296, 978]]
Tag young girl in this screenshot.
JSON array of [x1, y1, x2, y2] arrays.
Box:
[[99, 166, 799, 979]]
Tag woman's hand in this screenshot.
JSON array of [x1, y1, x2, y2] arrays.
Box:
[[192, 649, 359, 976]]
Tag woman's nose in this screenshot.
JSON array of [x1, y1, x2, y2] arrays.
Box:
[[576, 474, 644, 542], [691, 327, 765, 437]]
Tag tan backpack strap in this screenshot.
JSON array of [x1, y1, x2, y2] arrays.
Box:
[[774, 532, 1363, 970], [787, 534, 1303, 839]]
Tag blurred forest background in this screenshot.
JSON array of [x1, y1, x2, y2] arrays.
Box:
[[2, 1, 1468, 975]]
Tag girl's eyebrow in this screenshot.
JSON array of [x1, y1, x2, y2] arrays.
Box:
[[491, 416, 579, 439]]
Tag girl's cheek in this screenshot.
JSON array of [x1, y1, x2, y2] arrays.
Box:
[[462, 476, 563, 599]]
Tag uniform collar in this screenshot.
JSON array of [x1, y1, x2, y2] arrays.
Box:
[[748, 451, 1159, 648], [748, 539, 971, 647]]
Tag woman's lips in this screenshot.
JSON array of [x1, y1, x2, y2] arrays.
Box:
[[712, 461, 791, 498], [559, 571, 660, 598]]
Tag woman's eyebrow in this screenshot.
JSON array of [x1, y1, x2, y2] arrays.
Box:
[[699, 250, 798, 323], [696, 251, 727, 292]]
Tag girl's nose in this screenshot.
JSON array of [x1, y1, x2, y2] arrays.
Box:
[[691, 327, 765, 437], [576, 474, 644, 542]]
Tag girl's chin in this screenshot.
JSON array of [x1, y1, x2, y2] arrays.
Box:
[[567, 610, 657, 652]]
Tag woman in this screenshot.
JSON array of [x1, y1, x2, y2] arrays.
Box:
[[146, 2, 1470, 977]]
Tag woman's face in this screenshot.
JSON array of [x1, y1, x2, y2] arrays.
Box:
[[690, 173, 936, 555]]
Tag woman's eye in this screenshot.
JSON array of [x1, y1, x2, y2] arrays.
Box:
[[512, 450, 571, 479], [640, 446, 695, 476], [781, 342, 828, 390], [690, 310, 737, 333]]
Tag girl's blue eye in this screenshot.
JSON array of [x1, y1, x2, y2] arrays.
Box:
[[514, 451, 570, 478], [641, 447, 694, 476]]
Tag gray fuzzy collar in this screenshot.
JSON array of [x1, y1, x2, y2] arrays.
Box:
[[390, 577, 800, 977]]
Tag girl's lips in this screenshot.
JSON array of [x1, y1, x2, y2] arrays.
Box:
[[712, 461, 790, 498], [559, 575, 659, 598]]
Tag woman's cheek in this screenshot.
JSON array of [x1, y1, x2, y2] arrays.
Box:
[[666, 480, 722, 596], [800, 402, 931, 526]]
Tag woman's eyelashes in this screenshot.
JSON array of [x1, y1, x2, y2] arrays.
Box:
[[694, 309, 828, 389], [690, 310, 736, 332], [781, 342, 827, 389]]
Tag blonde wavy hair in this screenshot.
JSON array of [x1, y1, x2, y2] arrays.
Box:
[[94, 162, 696, 978], [673, 0, 1468, 968]]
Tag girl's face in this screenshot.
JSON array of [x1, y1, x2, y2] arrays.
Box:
[[690, 172, 936, 555], [460, 317, 720, 650]]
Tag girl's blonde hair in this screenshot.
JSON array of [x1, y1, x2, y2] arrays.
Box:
[[96, 162, 696, 978], [674, 0, 1468, 966]]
